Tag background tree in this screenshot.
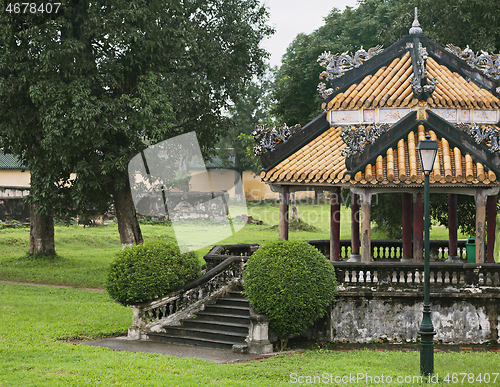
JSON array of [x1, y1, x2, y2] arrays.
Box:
[[216, 68, 276, 173], [0, 0, 273, 251]]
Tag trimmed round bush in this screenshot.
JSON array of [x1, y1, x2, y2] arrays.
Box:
[[243, 239, 337, 348], [106, 241, 201, 306]]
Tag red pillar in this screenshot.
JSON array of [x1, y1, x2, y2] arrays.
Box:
[[413, 192, 424, 263], [487, 195, 497, 263], [360, 189, 372, 262], [402, 193, 412, 261], [448, 194, 458, 260], [330, 187, 341, 261], [279, 186, 289, 240], [350, 192, 360, 259], [476, 189, 486, 263]]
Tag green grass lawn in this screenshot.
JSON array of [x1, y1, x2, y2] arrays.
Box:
[[0, 203, 496, 386], [1, 283, 498, 386], [0, 203, 465, 289]]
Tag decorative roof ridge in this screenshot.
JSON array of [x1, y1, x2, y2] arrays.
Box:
[[252, 123, 302, 156], [421, 37, 499, 93], [317, 45, 384, 99], [346, 111, 417, 173], [346, 110, 500, 177], [407, 31, 438, 100], [445, 44, 500, 82], [456, 122, 500, 153], [258, 112, 331, 172], [340, 123, 391, 158], [424, 111, 500, 175], [320, 37, 415, 106]]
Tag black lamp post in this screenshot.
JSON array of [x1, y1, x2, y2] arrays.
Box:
[[416, 134, 439, 376]]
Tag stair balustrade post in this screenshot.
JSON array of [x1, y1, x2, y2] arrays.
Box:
[[245, 306, 273, 354], [128, 306, 147, 339]]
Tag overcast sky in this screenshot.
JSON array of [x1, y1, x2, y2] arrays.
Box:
[[261, 0, 360, 67]]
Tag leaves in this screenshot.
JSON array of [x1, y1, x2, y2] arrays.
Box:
[[0, 0, 273, 219], [243, 240, 338, 346]]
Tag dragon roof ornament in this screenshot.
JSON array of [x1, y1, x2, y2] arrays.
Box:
[[340, 123, 390, 158], [252, 123, 302, 156], [456, 122, 500, 153], [317, 45, 384, 99], [446, 44, 500, 80], [411, 42, 438, 99]]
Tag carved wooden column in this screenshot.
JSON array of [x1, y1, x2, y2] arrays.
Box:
[[348, 192, 361, 262], [447, 194, 460, 262], [413, 192, 424, 263], [401, 192, 413, 262], [360, 188, 372, 262], [279, 186, 289, 240], [475, 189, 487, 263], [330, 187, 341, 261], [487, 195, 497, 263]]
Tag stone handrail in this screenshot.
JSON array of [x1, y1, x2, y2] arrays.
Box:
[[333, 261, 500, 292], [128, 255, 248, 339], [310, 239, 468, 261]]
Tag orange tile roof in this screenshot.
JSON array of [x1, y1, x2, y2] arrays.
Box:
[[261, 127, 348, 184], [325, 52, 500, 110], [261, 124, 500, 187]]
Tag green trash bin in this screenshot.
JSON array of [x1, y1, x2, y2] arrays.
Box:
[[466, 238, 476, 263]]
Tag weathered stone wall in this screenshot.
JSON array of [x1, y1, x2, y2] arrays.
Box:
[[0, 188, 30, 222], [306, 292, 500, 345]]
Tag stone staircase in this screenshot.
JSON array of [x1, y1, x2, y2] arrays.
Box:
[[147, 287, 251, 350]]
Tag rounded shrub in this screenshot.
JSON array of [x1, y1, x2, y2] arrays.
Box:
[[243, 239, 337, 349], [106, 241, 201, 306]]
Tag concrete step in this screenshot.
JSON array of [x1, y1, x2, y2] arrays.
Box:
[[147, 287, 251, 349], [203, 304, 250, 316], [182, 319, 250, 335], [147, 332, 244, 350], [216, 297, 250, 307], [194, 311, 250, 325], [161, 326, 248, 343]]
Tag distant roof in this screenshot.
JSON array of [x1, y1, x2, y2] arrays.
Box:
[[0, 153, 26, 170]]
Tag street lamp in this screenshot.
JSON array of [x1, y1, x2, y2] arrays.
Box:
[[416, 134, 439, 376]]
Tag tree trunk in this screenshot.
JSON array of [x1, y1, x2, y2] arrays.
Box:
[[29, 204, 55, 255], [114, 179, 144, 249]]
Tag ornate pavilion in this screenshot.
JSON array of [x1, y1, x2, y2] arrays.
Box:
[[255, 10, 500, 264]]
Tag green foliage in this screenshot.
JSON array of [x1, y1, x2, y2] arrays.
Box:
[[288, 218, 319, 232], [243, 240, 337, 348], [429, 194, 500, 237], [0, 0, 273, 220], [237, 133, 263, 174], [371, 193, 404, 239], [106, 241, 201, 306], [214, 68, 276, 174]]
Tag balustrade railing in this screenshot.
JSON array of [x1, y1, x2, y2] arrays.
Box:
[[204, 243, 259, 270], [333, 262, 500, 291], [128, 255, 247, 339], [309, 239, 467, 261]]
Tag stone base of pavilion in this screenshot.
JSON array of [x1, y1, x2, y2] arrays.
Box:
[[206, 244, 500, 345]]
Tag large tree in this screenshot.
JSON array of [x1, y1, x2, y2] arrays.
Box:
[[0, 0, 272, 251]]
